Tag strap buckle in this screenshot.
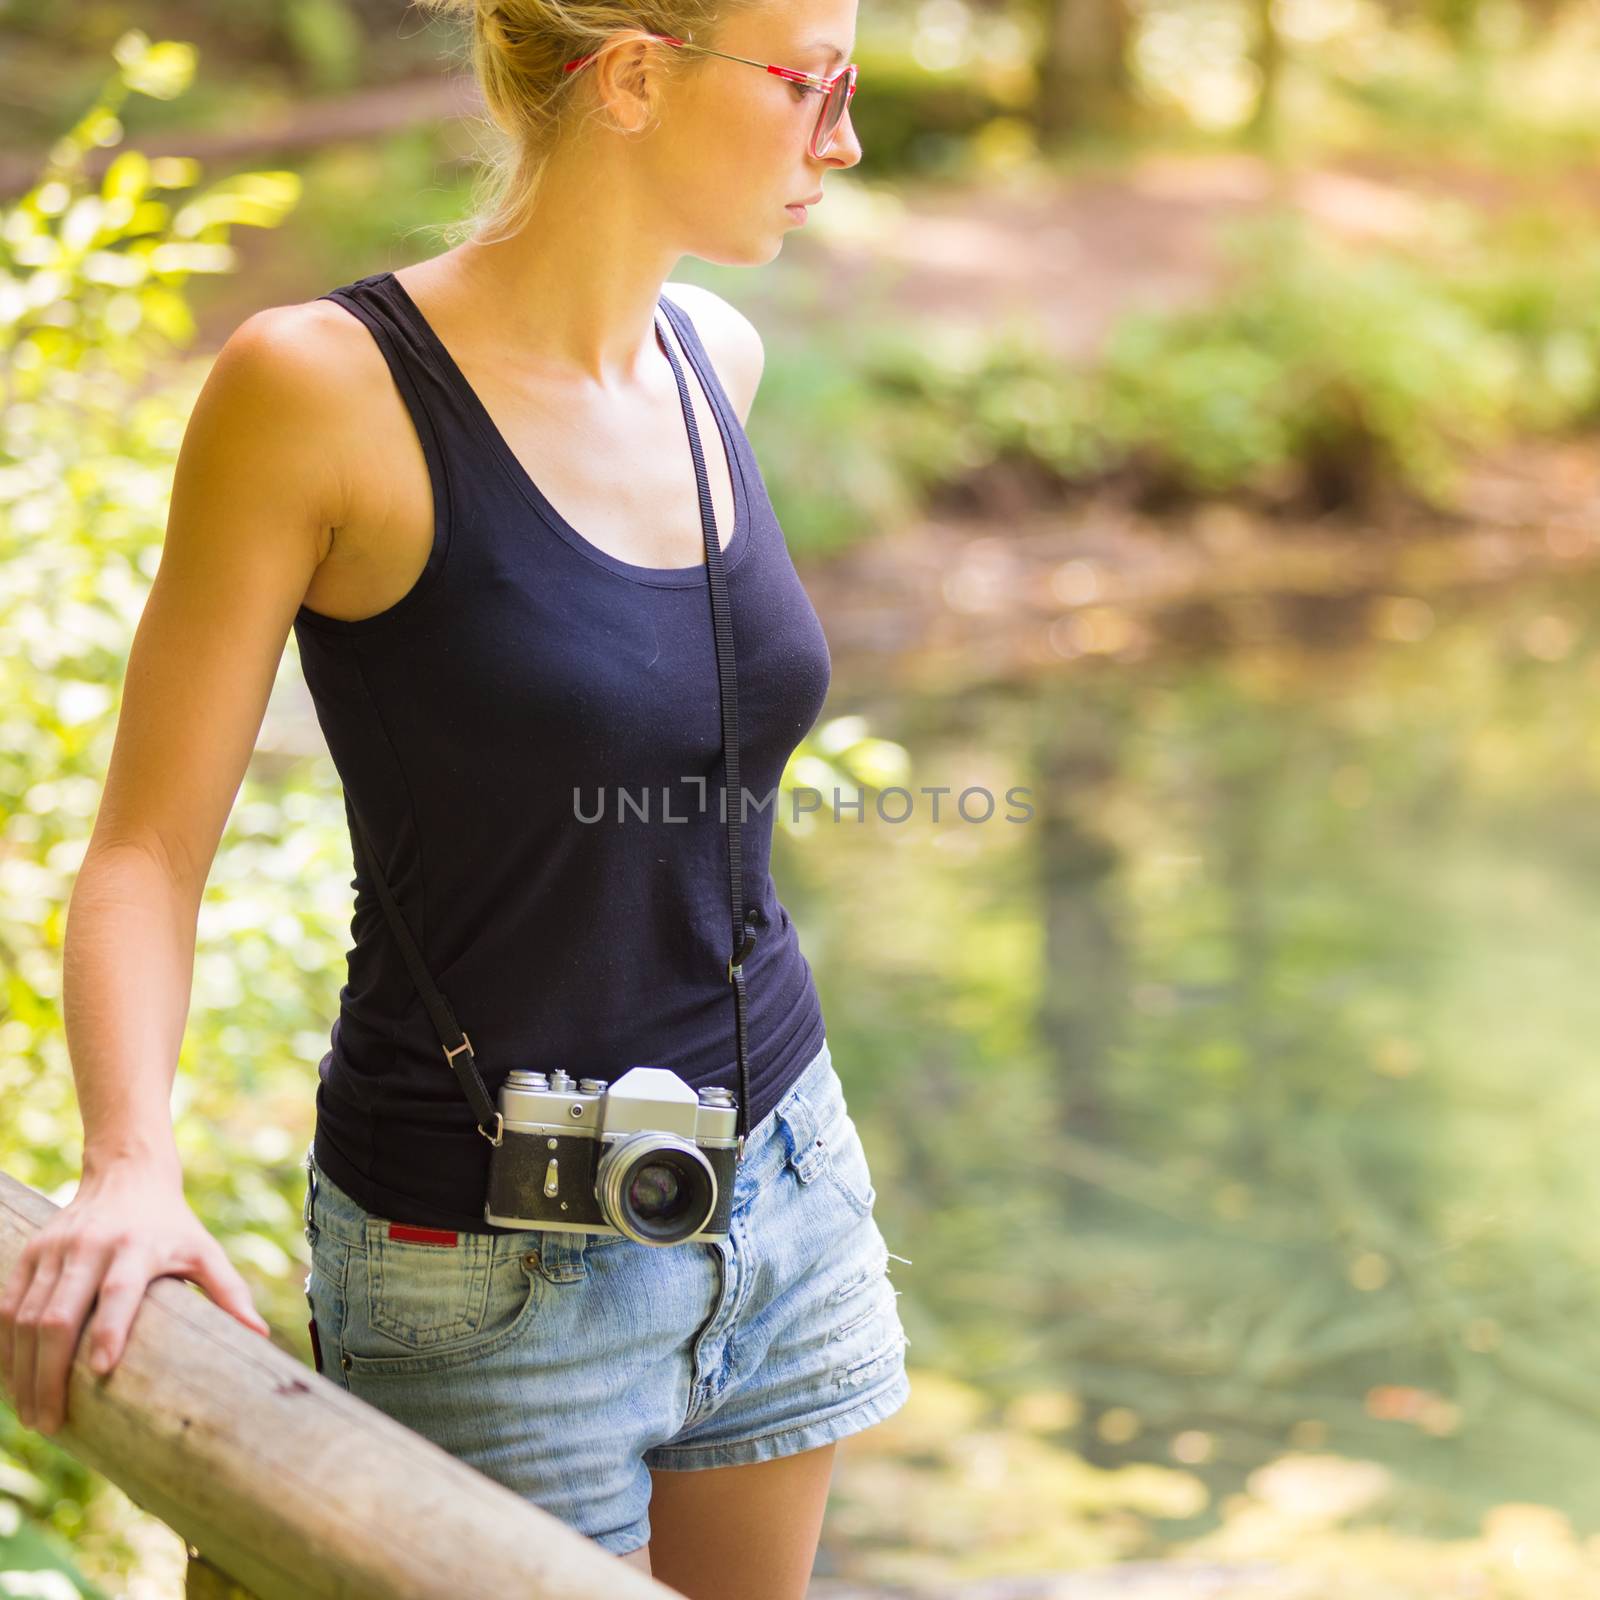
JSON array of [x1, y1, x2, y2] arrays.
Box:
[[726, 919, 759, 982], [443, 1034, 503, 1145]]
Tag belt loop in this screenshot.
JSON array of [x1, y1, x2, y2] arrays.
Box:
[[779, 1082, 826, 1182]]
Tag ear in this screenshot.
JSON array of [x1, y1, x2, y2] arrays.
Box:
[[589, 31, 672, 136]]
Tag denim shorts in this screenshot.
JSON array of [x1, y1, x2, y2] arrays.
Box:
[[300, 1037, 911, 1557]]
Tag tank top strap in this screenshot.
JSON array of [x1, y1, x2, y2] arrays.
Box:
[[657, 292, 746, 444], [318, 272, 487, 511]]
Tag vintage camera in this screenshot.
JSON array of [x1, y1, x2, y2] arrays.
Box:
[[483, 1065, 739, 1244]]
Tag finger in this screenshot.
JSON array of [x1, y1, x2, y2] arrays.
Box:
[[28, 1246, 111, 1435], [186, 1238, 271, 1337], [12, 1250, 66, 1430], [0, 1249, 41, 1396], [82, 1255, 154, 1380]]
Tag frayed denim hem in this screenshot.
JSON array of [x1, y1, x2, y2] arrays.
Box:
[[643, 1365, 911, 1472]]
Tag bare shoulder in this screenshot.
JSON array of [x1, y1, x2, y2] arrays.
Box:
[[222, 296, 377, 395], [216, 296, 373, 438], [215, 295, 405, 536], [660, 281, 766, 427], [224, 296, 385, 429], [177, 300, 367, 559]]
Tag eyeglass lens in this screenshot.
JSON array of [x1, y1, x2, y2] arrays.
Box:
[[814, 65, 855, 156]]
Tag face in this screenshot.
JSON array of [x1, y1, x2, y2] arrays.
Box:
[[640, 0, 863, 265]]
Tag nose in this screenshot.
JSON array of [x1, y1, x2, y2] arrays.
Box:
[[822, 104, 863, 171]]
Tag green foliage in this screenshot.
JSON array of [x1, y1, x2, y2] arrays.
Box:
[[833, 207, 1600, 518], [1311, 7, 1600, 167], [1095, 214, 1524, 506], [1445, 212, 1600, 431], [779, 715, 914, 842], [280, 0, 366, 93], [839, 43, 1032, 180], [746, 331, 921, 558], [0, 31, 311, 1594], [856, 318, 1109, 504], [1125, 0, 1600, 165], [0, 1424, 109, 1599]]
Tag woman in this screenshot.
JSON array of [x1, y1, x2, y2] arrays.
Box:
[[0, 0, 910, 1591]]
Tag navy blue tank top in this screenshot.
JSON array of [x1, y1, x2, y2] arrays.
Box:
[[293, 270, 833, 1232]]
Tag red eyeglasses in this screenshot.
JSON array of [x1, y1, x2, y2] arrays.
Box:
[[562, 33, 859, 161]]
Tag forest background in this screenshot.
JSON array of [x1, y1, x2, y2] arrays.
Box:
[[7, 1, 1600, 1594]]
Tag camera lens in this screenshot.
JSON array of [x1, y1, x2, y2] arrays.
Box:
[[597, 1135, 717, 1245], [629, 1158, 686, 1217]]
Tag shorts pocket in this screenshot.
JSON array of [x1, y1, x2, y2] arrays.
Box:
[[821, 1108, 878, 1217], [355, 1220, 539, 1365], [304, 1234, 351, 1391], [777, 1068, 879, 1218], [345, 1249, 545, 1377]]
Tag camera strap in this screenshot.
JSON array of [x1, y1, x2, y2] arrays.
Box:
[[343, 303, 757, 1166]]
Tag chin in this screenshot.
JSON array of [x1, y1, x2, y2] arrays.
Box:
[[700, 236, 783, 268]]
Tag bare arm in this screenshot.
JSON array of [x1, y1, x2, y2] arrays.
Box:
[[64, 843, 198, 1187], [66, 302, 350, 1181], [1, 301, 356, 1434]]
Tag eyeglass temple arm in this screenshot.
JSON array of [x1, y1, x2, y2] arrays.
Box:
[[563, 32, 684, 72], [564, 34, 853, 94]]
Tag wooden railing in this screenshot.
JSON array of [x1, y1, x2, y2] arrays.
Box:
[[0, 1171, 678, 1600]]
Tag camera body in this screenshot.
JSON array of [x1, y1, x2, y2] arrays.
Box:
[[484, 1065, 739, 1245]]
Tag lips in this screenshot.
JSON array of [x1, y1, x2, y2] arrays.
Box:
[[788, 192, 824, 206]]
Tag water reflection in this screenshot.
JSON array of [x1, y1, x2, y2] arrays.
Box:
[[789, 527, 1600, 1538]]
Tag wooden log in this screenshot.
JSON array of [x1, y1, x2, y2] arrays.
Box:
[[186, 1549, 260, 1599], [0, 1170, 675, 1600]]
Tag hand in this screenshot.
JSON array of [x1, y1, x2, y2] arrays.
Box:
[[0, 1166, 272, 1435]]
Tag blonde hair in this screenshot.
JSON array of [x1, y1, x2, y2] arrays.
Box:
[[410, 0, 744, 247]]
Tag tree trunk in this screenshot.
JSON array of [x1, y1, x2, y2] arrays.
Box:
[[1248, 0, 1283, 140], [1037, 0, 1134, 143]]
